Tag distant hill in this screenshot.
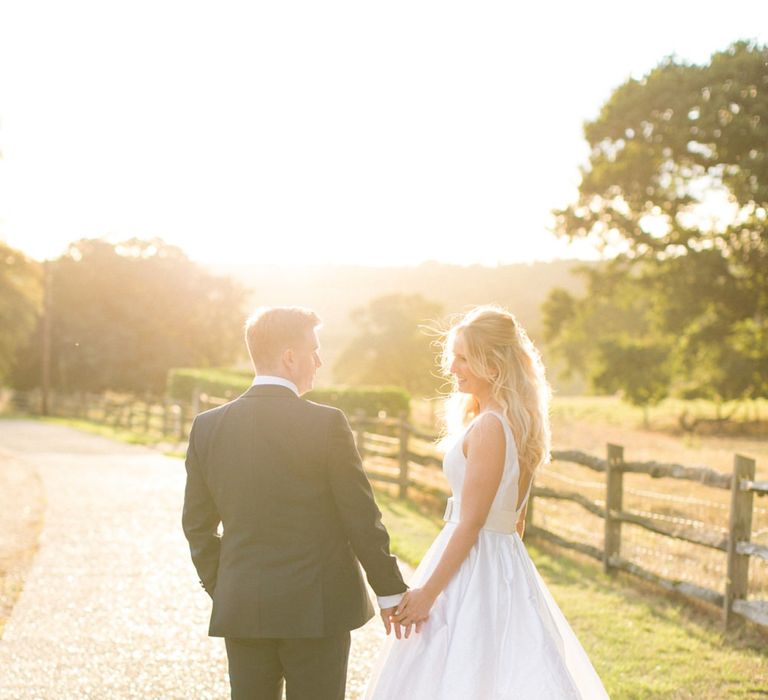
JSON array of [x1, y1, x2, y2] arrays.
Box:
[[209, 259, 595, 393]]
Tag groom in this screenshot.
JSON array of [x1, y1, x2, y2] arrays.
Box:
[[182, 306, 407, 700]]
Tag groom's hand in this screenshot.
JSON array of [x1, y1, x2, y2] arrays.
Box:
[[380, 606, 398, 636]]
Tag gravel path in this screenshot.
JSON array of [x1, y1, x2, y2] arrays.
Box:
[[0, 420, 406, 699]]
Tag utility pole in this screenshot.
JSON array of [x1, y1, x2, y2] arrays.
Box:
[[41, 260, 52, 415]]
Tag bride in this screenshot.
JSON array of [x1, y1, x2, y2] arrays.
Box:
[[365, 305, 609, 699]]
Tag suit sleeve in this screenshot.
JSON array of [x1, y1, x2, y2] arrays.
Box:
[[182, 418, 221, 597], [327, 409, 407, 597]]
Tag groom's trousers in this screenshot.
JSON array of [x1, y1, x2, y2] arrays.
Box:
[[225, 630, 350, 700]]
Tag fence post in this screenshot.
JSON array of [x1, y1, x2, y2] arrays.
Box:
[[191, 388, 200, 419], [162, 399, 170, 436], [354, 410, 367, 461], [176, 403, 186, 441], [604, 443, 625, 574], [143, 395, 152, 434], [398, 411, 410, 500], [723, 454, 756, 630]]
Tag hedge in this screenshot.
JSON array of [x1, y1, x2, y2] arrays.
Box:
[[167, 368, 252, 402], [167, 368, 410, 417], [305, 386, 410, 418]]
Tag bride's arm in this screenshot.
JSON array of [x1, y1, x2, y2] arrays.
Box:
[[393, 414, 505, 632]]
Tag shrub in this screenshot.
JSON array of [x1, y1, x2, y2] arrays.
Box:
[[168, 367, 411, 417], [167, 368, 252, 402], [306, 386, 411, 417]]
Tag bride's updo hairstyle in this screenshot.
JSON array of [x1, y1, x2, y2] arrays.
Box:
[[440, 305, 552, 481]]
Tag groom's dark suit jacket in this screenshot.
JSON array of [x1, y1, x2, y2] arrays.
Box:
[[182, 384, 406, 639]]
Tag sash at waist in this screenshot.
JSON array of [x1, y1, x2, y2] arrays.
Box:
[[443, 497, 517, 535]]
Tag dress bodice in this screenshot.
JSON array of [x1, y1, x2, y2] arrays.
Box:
[[442, 410, 529, 524]]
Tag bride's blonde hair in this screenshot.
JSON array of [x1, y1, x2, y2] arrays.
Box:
[[440, 305, 551, 481]]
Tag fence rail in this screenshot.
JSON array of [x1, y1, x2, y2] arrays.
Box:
[[531, 445, 766, 631], [11, 389, 767, 630]]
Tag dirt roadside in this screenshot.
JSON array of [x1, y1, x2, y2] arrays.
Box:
[[0, 450, 45, 636]]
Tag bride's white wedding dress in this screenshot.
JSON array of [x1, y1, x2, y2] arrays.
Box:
[[365, 411, 609, 699]]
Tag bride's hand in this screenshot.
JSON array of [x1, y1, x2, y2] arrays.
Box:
[[392, 587, 435, 638]]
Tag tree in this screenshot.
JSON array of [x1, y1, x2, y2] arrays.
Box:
[[334, 294, 443, 397], [10, 238, 247, 394], [547, 41, 768, 407], [0, 243, 42, 384], [592, 338, 670, 427], [543, 261, 672, 416]]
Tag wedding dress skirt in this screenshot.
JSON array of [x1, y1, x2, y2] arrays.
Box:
[[365, 412, 609, 700]]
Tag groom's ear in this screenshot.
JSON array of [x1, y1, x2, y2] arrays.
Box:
[[282, 347, 295, 369]]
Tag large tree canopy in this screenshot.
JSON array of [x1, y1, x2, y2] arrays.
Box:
[[557, 40, 767, 254], [334, 294, 443, 397], [11, 238, 247, 394], [546, 42, 767, 406]]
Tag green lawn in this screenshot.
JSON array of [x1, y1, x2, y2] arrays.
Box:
[[372, 488, 768, 700], [374, 488, 443, 567], [531, 544, 768, 699]]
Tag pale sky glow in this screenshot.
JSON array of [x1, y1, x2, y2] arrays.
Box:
[[1, 1, 766, 266]]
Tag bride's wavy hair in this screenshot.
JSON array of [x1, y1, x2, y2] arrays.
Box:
[[439, 305, 552, 481]]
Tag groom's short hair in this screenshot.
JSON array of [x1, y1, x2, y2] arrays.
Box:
[[245, 306, 321, 371]]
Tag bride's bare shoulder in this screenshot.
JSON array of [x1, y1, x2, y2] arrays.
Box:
[[464, 412, 506, 459]]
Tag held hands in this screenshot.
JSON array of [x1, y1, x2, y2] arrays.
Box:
[[380, 606, 399, 636], [390, 587, 435, 638], [380, 604, 424, 640]]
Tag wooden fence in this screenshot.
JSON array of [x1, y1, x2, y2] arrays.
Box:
[[11, 390, 196, 442], [527, 445, 768, 631], [12, 389, 767, 630], [9, 390, 239, 443], [345, 413, 768, 630]]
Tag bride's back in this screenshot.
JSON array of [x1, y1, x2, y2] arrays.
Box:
[[442, 410, 527, 521]]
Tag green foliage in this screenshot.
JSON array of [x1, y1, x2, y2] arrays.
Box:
[[334, 294, 443, 397], [548, 42, 768, 405], [306, 386, 410, 417], [0, 243, 42, 384], [10, 238, 248, 394], [543, 261, 673, 406], [167, 367, 252, 401], [592, 338, 670, 408], [167, 367, 411, 417]]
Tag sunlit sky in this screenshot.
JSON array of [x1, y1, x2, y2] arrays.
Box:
[[1, 1, 766, 266]]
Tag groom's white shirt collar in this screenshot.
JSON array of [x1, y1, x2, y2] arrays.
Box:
[[250, 374, 404, 611], [251, 375, 299, 396]]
